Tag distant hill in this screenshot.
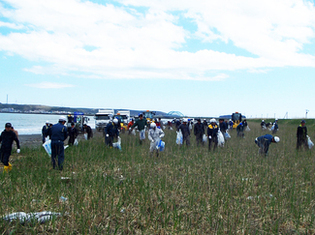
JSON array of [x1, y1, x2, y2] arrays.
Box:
[[0, 103, 168, 116]]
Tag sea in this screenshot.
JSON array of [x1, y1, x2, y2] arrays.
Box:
[[0, 113, 95, 135]]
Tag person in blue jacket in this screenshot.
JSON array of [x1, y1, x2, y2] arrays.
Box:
[[49, 116, 68, 170], [255, 134, 280, 156], [105, 118, 120, 147]]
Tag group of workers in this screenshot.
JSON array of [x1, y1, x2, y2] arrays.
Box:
[[0, 115, 311, 172]]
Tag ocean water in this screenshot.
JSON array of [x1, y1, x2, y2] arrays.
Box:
[[0, 113, 95, 135]]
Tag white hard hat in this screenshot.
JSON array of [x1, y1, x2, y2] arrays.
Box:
[[210, 118, 216, 123], [113, 119, 118, 124], [46, 120, 49, 123], [150, 122, 156, 128], [262, 120, 264, 122], [274, 136, 280, 143], [59, 116, 66, 122], [183, 118, 188, 123]]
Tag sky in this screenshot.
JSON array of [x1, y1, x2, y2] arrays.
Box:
[[1, 0, 315, 119]]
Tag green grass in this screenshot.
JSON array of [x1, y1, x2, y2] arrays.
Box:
[[1, 121, 315, 234]]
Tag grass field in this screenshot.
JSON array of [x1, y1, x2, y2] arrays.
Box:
[[1, 120, 315, 234]]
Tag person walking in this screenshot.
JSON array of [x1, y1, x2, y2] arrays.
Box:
[[178, 118, 191, 146], [131, 113, 148, 145], [219, 119, 228, 139], [104, 118, 120, 147], [255, 134, 280, 156], [207, 119, 219, 151], [42, 121, 50, 143], [194, 119, 205, 146], [148, 123, 165, 157], [296, 120, 308, 150], [0, 123, 20, 173], [261, 120, 266, 130], [49, 116, 68, 170], [68, 122, 78, 146], [272, 119, 279, 134], [236, 122, 244, 138]]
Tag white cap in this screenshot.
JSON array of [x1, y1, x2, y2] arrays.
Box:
[[183, 118, 188, 123], [150, 122, 156, 128], [59, 116, 66, 122], [210, 118, 216, 123], [113, 118, 118, 124], [274, 136, 280, 143], [46, 120, 49, 123]]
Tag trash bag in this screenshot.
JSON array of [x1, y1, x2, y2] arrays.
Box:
[[202, 134, 208, 142], [270, 124, 275, 131], [113, 137, 122, 150], [131, 129, 136, 135], [217, 131, 225, 147], [140, 130, 145, 140], [156, 140, 165, 152], [42, 140, 52, 157], [84, 133, 88, 140], [225, 131, 231, 139], [308, 136, 314, 149], [246, 126, 250, 131], [176, 131, 183, 145], [74, 138, 79, 146]]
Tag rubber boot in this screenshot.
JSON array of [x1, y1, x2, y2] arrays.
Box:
[[8, 163, 12, 171], [3, 165, 11, 173]]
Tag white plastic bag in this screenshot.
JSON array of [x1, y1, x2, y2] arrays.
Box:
[[84, 133, 88, 140], [176, 131, 183, 145], [113, 137, 122, 150], [246, 126, 250, 131], [308, 136, 314, 149], [74, 138, 79, 146], [140, 130, 145, 140], [217, 131, 225, 147], [270, 124, 275, 131], [225, 131, 231, 139], [42, 140, 52, 157], [131, 129, 136, 135], [202, 134, 207, 142]]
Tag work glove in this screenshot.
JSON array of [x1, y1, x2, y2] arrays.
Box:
[[17, 149, 20, 154], [106, 134, 109, 137]]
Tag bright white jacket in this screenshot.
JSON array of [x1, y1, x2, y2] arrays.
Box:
[[148, 128, 165, 143]]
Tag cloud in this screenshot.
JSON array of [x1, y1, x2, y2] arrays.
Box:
[[25, 82, 74, 89], [1, 0, 315, 81]]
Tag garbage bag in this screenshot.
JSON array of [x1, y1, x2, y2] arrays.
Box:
[[176, 131, 183, 145], [225, 131, 231, 139], [217, 131, 225, 147], [140, 130, 145, 140], [131, 129, 136, 135], [246, 126, 250, 131], [270, 124, 275, 131], [113, 137, 122, 150], [156, 140, 165, 152], [74, 138, 79, 146], [202, 134, 208, 142], [42, 140, 52, 157], [308, 136, 314, 149], [84, 133, 88, 140]]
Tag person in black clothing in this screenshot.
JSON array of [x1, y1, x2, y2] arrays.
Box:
[[207, 119, 219, 151], [194, 119, 204, 146], [219, 119, 227, 138], [0, 123, 20, 172], [68, 122, 78, 145], [42, 121, 50, 143], [296, 120, 308, 150], [236, 122, 244, 138], [261, 120, 266, 130], [178, 119, 190, 146], [83, 124, 93, 140]]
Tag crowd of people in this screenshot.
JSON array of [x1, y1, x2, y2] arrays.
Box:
[[0, 115, 312, 172]]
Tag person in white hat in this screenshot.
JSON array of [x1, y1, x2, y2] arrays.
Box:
[[207, 119, 219, 151], [48, 116, 68, 170], [148, 122, 164, 157], [255, 134, 280, 156], [177, 118, 191, 146]]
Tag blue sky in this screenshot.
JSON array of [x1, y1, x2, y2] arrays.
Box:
[[1, 0, 315, 118]]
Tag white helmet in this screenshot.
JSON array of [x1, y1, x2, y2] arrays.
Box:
[[59, 116, 66, 122], [210, 118, 216, 123], [113, 119, 118, 124], [262, 120, 264, 122], [274, 136, 280, 143], [150, 122, 156, 128], [46, 120, 49, 124], [183, 118, 188, 123]]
